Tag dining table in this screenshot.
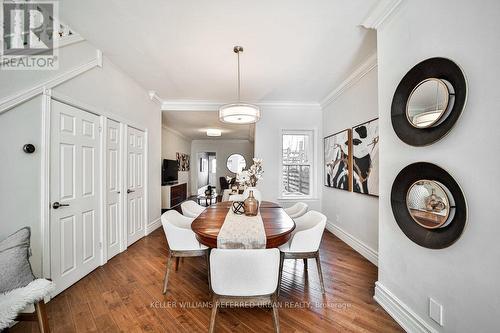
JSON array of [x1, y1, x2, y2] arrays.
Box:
[[191, 201, 296, 248]]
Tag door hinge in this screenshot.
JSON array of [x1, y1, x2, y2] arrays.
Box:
[[99, 242, 103, 249], [99, 126, 103, 133]]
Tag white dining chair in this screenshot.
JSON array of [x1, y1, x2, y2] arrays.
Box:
[[283, 202, 308, 219], [181, 200, 206, 218], [278, 210, 327, 294], [229, 188, 262, 203], [209, 248, 281, 333], [161, 210, 210, 294]]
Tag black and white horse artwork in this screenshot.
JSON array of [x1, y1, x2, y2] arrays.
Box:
[[324, 129, 351, 191], [352, 118, 379, 196]]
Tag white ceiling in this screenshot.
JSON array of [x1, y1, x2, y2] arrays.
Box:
[[60, 0, 378, 104], [162, 111, 254, 141]]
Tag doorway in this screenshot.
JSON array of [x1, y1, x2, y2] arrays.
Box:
[[196, 152, 216, 195], [45, 93, 149, 296], [49, 100, 101, 294]]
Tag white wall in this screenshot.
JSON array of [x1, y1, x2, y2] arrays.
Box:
[[190, 139, 254, 194], [322, 67, 379, 256], [377, 1, 500, 332], [254, 105, 322, 210], [161, 126, 191, 193], [0, 41, 162, 276]]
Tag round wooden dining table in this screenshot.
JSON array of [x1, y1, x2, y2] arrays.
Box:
[[191, 201, 295, 248]]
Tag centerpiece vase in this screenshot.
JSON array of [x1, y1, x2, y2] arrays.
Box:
[[244, 190, 259, 216]]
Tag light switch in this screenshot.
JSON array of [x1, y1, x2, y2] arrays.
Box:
[[429, 298, 443, 326]]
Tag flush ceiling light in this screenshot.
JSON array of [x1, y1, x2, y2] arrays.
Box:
[[219, 46, 261, 124], [206, 129, 222, 137]]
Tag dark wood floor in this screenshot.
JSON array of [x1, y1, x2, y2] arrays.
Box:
[[12, 229, 402, 333]]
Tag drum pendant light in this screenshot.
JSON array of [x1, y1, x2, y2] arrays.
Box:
[[219, 46, 261, 124]]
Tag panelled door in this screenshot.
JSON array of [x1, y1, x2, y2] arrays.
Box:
[[126, 126, 146, 245], [50, 100, 101, 293], [106, 119, 122, 259]]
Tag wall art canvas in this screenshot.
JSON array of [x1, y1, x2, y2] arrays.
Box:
[[176, 152, 190, 171], [324, 129, 352, 191], [352, 118, 379, 196]]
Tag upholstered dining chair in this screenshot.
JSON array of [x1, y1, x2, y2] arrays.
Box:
[[283, 202, 308, 219], [160, 210, 210, 294], [229, 188, 262, 203], [209, 248, 281, 333], [181, 200, 206, 218], [278, 210, 327, 295]]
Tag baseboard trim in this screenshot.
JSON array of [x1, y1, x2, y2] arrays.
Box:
[[374, 282, 438, 333], [325, 220, 378, 266], [146, 217, 161, 235]]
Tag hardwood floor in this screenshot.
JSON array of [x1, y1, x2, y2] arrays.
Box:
[[12, 230, 402, 333]]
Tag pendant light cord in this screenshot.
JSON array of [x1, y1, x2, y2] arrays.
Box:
[[237, 49, 241, 102]]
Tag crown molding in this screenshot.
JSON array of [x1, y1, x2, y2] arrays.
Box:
[[148, 91, 163, 105], [161, 100, 321, 111], [161, 124, 191, 141], [320, 53, 377, 108], [361, 0, 403, 29], [161, 100, 221, 111]]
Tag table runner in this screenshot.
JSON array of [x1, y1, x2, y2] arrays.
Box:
[[217, 208, 266, 249]]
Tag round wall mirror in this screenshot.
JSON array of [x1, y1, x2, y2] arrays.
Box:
[[406, 180, 452, 229], [406, 79, 452, 128], [226, 154, 246, 173], [391, 162, 467, 249], [391, 58, 467, 146]]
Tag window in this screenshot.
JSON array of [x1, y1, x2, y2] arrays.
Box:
[[281, 130, 314, 198], [211, 158, 217, 174]]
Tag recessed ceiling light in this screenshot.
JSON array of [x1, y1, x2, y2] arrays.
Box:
[[207, 129, 222, 137]]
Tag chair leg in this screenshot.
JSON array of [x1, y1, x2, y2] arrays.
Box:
[[315, 253, 325, 294], [272, 301, 280, 333], [163, 253, 173, 294], [208, 300, 218, 333], [277, 252, 284, 297], [175, 257, 180, 271], [35, 300, 50, 333], [206, 250, 212, 296], [303, 258, 308, 270]]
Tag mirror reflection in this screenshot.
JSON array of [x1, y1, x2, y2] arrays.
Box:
[[406, 180, 451, 229], [226, 153, 246, 173], [406, 78, 451, 128]]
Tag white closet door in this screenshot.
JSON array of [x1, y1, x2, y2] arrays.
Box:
[[106, 119, 122, 259], [50, 100, 101, 294], [126, 126, 145, 245]]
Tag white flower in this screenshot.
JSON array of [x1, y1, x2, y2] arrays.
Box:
[[236, 158, 264, 187]]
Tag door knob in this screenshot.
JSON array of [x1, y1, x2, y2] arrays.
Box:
[[127, 189, 135, 194], [52, 202, 69, 209]]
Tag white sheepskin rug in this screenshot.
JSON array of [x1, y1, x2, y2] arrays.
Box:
[[0, 279, 55, 330]]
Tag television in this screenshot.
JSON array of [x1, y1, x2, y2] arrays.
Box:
[[162, 159, 178, 185]]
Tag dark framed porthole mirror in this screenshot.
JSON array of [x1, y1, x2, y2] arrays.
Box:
[[391, 162, 467, 249], [392, 58, 467, 146]]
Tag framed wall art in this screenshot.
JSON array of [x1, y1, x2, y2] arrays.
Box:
[[176, 152, 190, 171], [352, 118, 379, 196], [324, 129, 352, 191]]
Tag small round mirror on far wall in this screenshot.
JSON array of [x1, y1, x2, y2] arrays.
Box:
[[406, 180, 452, 229], [226, 153, 246, 173], [406, 79, 453, 128]]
